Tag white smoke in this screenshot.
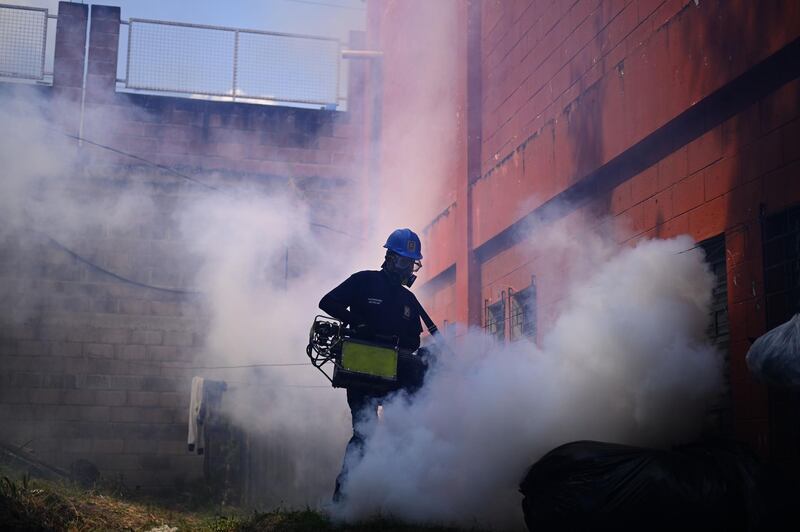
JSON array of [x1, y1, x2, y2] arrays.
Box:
[[0, 89, 359, 505], [333, 233, 724, 529], [175, 188, 375, 507]]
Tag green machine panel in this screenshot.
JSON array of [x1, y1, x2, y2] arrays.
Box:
[[341, 340, 398, 380]]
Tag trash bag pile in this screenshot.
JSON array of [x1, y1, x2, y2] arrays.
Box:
[[746, 313, 800, 388], [519, 439, 792, 532]]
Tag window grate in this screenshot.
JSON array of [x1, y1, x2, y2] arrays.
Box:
[[762, 204, 800, 468], [763, 204, 800, 328], [484, 292, 506, 343], [509, 279, 537, 342], [700, 234, 733, 436]]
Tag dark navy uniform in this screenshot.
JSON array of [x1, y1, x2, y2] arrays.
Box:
[[319, 269, 423, 501], [319, 269, 423, 350]]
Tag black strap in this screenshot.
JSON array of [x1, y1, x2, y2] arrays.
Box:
[[415, 298, 439, 335]]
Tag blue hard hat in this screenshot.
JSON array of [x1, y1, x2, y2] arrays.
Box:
[[383, 228, 423, 260]]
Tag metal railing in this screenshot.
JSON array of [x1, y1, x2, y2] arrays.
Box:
[[120, 18, 341, 108], [0, 3, 55, 82]]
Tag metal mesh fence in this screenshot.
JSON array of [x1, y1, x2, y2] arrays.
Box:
[[0, 4, 48, 80], [236, 31, 339, 105], [125, 19, 340, 106], [127, 20, 235, 97]]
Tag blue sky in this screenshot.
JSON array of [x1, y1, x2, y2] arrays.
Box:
[[7, 0, 366, 107], [16, 0, 366, 41]]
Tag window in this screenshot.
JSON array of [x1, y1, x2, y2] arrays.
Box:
[[763, 205, 800, 329], [484, 292, 506, 342], [762, 204, 800, 466], [509, 278, 537, 342], [699, 234, 733, 436]]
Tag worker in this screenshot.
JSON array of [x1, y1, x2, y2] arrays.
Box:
[[319, 228, 424, 503]]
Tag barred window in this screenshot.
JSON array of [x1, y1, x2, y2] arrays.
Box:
[[510, 280, 537, 342], [762, 204, 800, 465], [484, 293, 506, 343], [699, 234, 732, 436]]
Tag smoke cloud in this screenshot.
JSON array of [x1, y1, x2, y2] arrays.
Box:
[[0, 89, 359, 506], [176, 189, 358, 507], [1, 8, 723, 525], [333, 232, 724, 529]]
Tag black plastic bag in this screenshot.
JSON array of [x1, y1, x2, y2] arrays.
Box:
[[519, 440, 773, 532], [746, 314, 800, 388]]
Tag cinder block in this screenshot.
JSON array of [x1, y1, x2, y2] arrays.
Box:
[[672, 172, 705, 216], [150, 301, 181, 316], [0, 386, 28, 404], [779, 119, 800, 164], [759, 77, 800, 134], [630, 165, 659, 204], [51, 342, 83, 357], [131, 329, 163, 345], [146, 345, 178, 361], [92, 439, 124, 454], [162, 331, 193, 347], [93, 453, 141, 471], [139, 454, 171, 471], [610, 181, 632, 214], [78, 406, 110, 422], [96, 389, 127, 406], [725, 179, 762, 228], [82, 374, 111, 390], [138, 408, 174, 424], [687, 195, 726, 242], [116, 344, 146, 360], [84, 343, 114, 358], [158, 392, 186, 409], [123, 439, 159, 454], [127, 391, 159, 407], [703, 157, 736, 201], [88, 30, 118, 50], [688, 128, 724, 175], [140, 376, 182, 393], [157, 439, 186, 455], [60, 438, 92, 453], [17, 341, 50, 356], [42, 373, 77, 389], [109, 375, 144, 391], [29, 389, 63, 404], [63, 389, 97, 405], [40, 404, 79, 421], [12, 373, 42, 388], [89, 19, 119, 36], [63, 357, 90, 374], [110, 406, 141, 423], [98, 328, 130, 344]]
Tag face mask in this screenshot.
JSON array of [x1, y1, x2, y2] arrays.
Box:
[[393, 256, 422, 272], [383, 257, 419, 286]]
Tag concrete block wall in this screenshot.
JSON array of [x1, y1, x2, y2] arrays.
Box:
[[0, 2, 365, 489], [0, 190, 209, 489]]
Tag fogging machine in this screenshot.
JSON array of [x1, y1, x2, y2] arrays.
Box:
[[306, 316, 432, 394]]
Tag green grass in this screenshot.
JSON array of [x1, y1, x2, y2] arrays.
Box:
[[0, 466, 480, 531]]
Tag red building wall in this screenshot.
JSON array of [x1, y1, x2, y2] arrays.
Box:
[[369, 0, 800, 458]]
